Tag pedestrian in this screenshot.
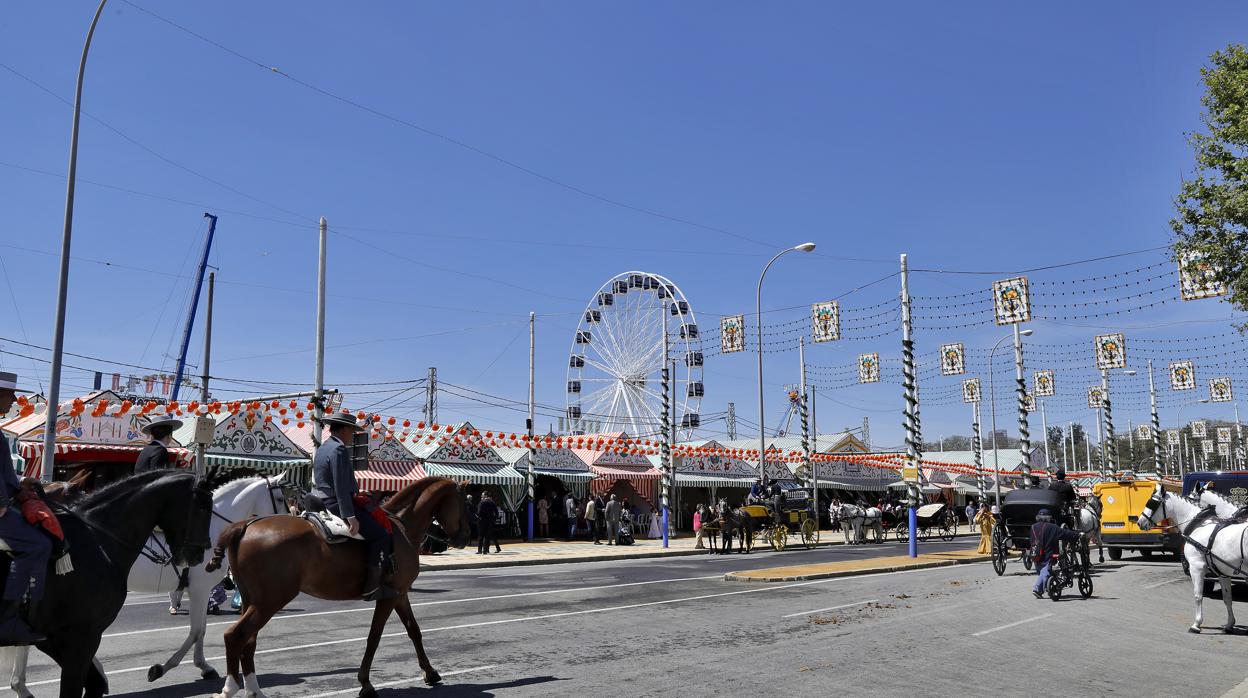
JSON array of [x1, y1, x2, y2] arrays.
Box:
[[491, 495, 503, 553], [594, 494, 607, 543], [975, 502, 994, 554], [585, 496, 601, 545], [648, 506, 663, 539], [466, 494, 479, 542], [965, 500, 976, 527], [1028, 508, 1082, 599], [134, 412, 184, 474], [537, 494, 550, 538], [693, 505, 704, 549], [604, 494, 622, 545], [565, 493, 577, 540], [477, 492, 499, 555]]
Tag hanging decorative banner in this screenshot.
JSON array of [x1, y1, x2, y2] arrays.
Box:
[[1087, 386, 1106, 409], [1033, 370, 1055, 397], [811, 301, 840, 343], [1203, 439, 1214, 454], [1094, 333, 1127, 370], [962, 378, 981, 404], [1169, 360, 1195, 391], [720, 315, 745, 354], [1218, 426, 1233, 443], [1137, 424, 1151, 440], [1167, 430, 1181, 447], [1178, 250, 1229, 301], [1210, 377, 1233, 403], [858, 353, 880, 384], [939, 343, 966, 376], [992, 276, 1031, 325], [1193, 421, 1208, 438], [1219, 442, 1231, 457], [1023, 392, 1037, 413]]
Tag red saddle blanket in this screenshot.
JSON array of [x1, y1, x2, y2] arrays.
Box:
[[17, 490, 64, 541]]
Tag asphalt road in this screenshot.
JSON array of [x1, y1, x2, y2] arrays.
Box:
[[16, 540, 1248, 697]]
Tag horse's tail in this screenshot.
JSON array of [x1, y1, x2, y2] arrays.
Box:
[[205, 520, 249, 573]]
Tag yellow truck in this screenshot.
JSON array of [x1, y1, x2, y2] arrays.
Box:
[[1093, 478, 1182, 560]]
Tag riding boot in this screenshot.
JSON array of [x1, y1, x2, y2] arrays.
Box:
[[0, 600, 44, 646], [362, 566, 397, 601]]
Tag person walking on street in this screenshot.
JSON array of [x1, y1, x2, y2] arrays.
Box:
[[565, 493, 577, 540], [605, 494, 622, 545], [1029, 508, 1082, 599], [477, 492, 499, 555], [975, 502, 994, 554], [965, 500, 976, 528], [537, 495, 550, 538], [585, 496, 601, 544]]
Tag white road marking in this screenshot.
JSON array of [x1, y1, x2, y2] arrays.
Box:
[[781, 599, 878, 618], [474, 570, 563, 578], [1144, 577, 1187, 589], [31, 563, 981, 687], [301, 665, 497, 698], [123, 599, 179, 607], [972, 613, 1053, 637]]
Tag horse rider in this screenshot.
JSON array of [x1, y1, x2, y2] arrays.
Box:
[[310, 411, 396, 601], [748, 479, 765, 506], [133, 413, 184, 473], [768, 482, 785, 525], [1047, 469, 1078, 527], [0, 372, 51, 645]]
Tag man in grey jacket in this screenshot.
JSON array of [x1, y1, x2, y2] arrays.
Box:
[[310, 412, 395, 601], [604, 494, 622, 545]]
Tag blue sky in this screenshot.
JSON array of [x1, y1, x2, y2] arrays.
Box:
[[3, 1, 1247, 450]]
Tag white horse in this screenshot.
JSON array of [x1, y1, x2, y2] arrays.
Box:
[[1136, 482, 1240, 634], [1073, 502, 1104, 564], [836, 503, 882, 544], [6, 475, 289, 698]]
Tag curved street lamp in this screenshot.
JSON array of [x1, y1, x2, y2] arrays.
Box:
[[757, 243, 816, 479], [989, 328, 1033, 505]]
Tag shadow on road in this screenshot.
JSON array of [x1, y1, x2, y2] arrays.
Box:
[[384, 675, 564, 696], [110, 666, 357, 697]]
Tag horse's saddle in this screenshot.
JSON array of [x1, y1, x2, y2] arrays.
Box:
[[301, 511, 364, 543]]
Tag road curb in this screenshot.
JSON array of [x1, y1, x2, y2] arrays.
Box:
[[723, 554, 991, 583]]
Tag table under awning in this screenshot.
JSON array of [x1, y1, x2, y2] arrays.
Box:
[[356, 461, 427, 493]]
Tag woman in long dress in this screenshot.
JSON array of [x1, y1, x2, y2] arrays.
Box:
[[975, 504, 994, 554], [536, 496, 550, 538], [648, 507, 663, 539]]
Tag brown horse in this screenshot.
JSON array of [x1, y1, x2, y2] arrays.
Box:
[[207, 477, 470, 698]]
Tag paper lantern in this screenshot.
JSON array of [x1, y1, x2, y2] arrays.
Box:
[[403, 420, 411, 428]]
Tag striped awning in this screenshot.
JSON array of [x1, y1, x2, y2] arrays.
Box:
[[675, 472, 755, 489], [590, 463, 661, 497], [819, 479, 889, 492], [356, 461, 427, 492], [530, 467, 596, 483], [200, 454, 311, 472], [423, 462, 523, 486], [18, 441, 193, 475]]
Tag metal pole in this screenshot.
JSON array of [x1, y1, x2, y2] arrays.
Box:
[[1102, 369, 1117, 474], [194, 272, 215, 477], [1013, 323, 1031, 486], [1039, 399, 1050, 473], [757, 250, 790, 492], [900, 254, 919, 558], [661, 310, 671, 548], [312, 216, 327, 448], [1060, 420, 1068, 470], [1095, 406, 1105, 476], [41, 0, 110, 483], [989, 338, 1006, 506], [527, 312, 535, 542], [811, 386, 819, 527], [973, 401, 985, 500], [1235, 403, 1244, 470], [1149, 360, 1163, 477], [171, 213, 217, 401], [1085, 427, 1093, 473], [799, 337, 814, 511], [1181, 433, 1187, 476], [1127, 418, 1135, 469]]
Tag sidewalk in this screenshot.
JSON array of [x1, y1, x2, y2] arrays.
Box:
[[420, 531, 979, 571], [723, 548, 990, 583]]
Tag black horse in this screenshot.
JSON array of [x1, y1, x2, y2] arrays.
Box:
[[718, 500, 759, 554], [31, 469, 216, 698]]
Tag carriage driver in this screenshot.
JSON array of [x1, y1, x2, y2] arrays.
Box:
[[310, 411, 397, 601], [1047, 469, 1078, 527], [0, 372, 51, 645]]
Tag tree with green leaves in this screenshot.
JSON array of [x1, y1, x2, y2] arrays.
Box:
[[1171, 44, 1248, 310]]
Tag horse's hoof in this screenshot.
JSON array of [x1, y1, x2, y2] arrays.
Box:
[[424, 670, 442, 686], [1224, 625, 1237, 634], [147, 665, 164, 682], [202, 669, 221, 681], [1188, 625, 1201, 634], [359, 688, 377, 698]]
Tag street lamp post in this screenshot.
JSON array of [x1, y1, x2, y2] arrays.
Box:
[[989, 329, 1032, 504], [756, 243, 816, 484], [1099, 368, 1136, 474], [41, 0, 110, 482]]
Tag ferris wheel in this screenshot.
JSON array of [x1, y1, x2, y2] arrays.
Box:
[[566, 272, 703, 438]]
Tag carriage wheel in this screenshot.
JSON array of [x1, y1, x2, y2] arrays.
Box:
[[1022, 553, 1034, 571], [771, 526, 787, 551], [939, 522, 955, 542], [800, 519, 817, 549], [918, 525, 931, 543], [1078, 573, 1094, 599], [894, 522, 909, 543], [991, 539, 1007, 576], [1046, 573, 1063, 601]]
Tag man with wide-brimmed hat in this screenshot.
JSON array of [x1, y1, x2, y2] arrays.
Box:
[[310, 411, 395, 601], [0, 372, 51, 645], [134, 413, 184, 474]]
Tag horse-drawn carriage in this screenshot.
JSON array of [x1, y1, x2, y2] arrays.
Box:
[[893, 502, 957, 543], [724, 488, 818, 552], [991, 488, 1093, 598]]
